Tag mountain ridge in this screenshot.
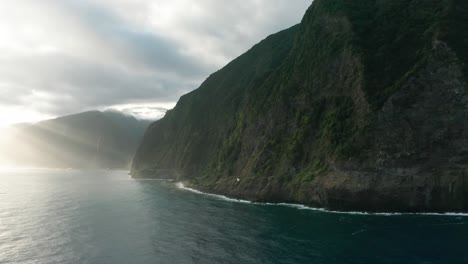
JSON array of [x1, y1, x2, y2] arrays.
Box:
[[1, 110, 151, 169]]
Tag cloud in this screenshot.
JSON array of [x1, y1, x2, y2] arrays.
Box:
[[0, 0, 311, 124], [105, 102, 177, 120]]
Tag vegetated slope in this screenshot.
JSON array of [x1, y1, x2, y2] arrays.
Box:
[[132, 0, 468, 212], [4, 111, 150, 169]]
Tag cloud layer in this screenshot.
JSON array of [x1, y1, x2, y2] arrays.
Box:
[[0, 0, 311, 123]]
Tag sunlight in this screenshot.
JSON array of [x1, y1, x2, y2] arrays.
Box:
[[0, 108, 53, 166], [0, 106, 53, 128], [104, 102, 176, 120]]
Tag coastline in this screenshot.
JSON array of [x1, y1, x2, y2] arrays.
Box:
[[174, 182, 468, 217]]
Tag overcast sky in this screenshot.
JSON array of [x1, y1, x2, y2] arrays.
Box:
[[0, 0, 311, 125]]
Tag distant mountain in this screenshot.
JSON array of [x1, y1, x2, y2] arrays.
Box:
[[132, 0, 468, 212], [1, 111, 151, 169]]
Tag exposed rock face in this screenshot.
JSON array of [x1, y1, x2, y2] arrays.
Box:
[[132, 0, 468, 212]]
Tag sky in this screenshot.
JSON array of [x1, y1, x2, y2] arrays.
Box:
[[0, 0, 312, 126]]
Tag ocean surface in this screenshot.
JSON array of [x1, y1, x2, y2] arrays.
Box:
[[1, 169, 467, 264]]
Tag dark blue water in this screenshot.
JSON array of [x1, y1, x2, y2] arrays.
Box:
[[1, 169, 467, 264]]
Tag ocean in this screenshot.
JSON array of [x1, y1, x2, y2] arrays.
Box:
[[1, 169, 467, 264]]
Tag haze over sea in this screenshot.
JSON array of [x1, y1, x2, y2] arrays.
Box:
[[1, 169, 467, 264]]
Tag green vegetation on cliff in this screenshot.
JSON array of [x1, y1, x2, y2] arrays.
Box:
[[133, 0, 467, 212]]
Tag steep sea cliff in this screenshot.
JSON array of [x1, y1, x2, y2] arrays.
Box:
[[132, 0, 468, 212]]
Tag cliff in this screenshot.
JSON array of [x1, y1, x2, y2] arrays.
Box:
[[132, 0, 468, 212]]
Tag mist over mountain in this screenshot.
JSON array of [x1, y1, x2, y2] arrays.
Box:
[[132, 0, 468, 212], [0, 111, 151, 169]]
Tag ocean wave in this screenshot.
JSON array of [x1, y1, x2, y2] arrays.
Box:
[[176, 182, 252, 204], [133, 178, 175, 182], [176, 182, 468, 217]]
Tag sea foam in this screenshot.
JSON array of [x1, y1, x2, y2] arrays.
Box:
[[176, 182, 251, 204], [176, 182, 468, 217]]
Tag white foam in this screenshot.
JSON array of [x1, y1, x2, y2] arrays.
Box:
[[134, 178, 175, 182], [176, 182, 468, 217], [176, 182, 252, 204]]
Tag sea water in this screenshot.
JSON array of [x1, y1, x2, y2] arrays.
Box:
[[1, 169, 467, 264]]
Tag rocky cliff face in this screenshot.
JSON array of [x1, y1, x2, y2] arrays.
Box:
[[132, 0, 467, 212]]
